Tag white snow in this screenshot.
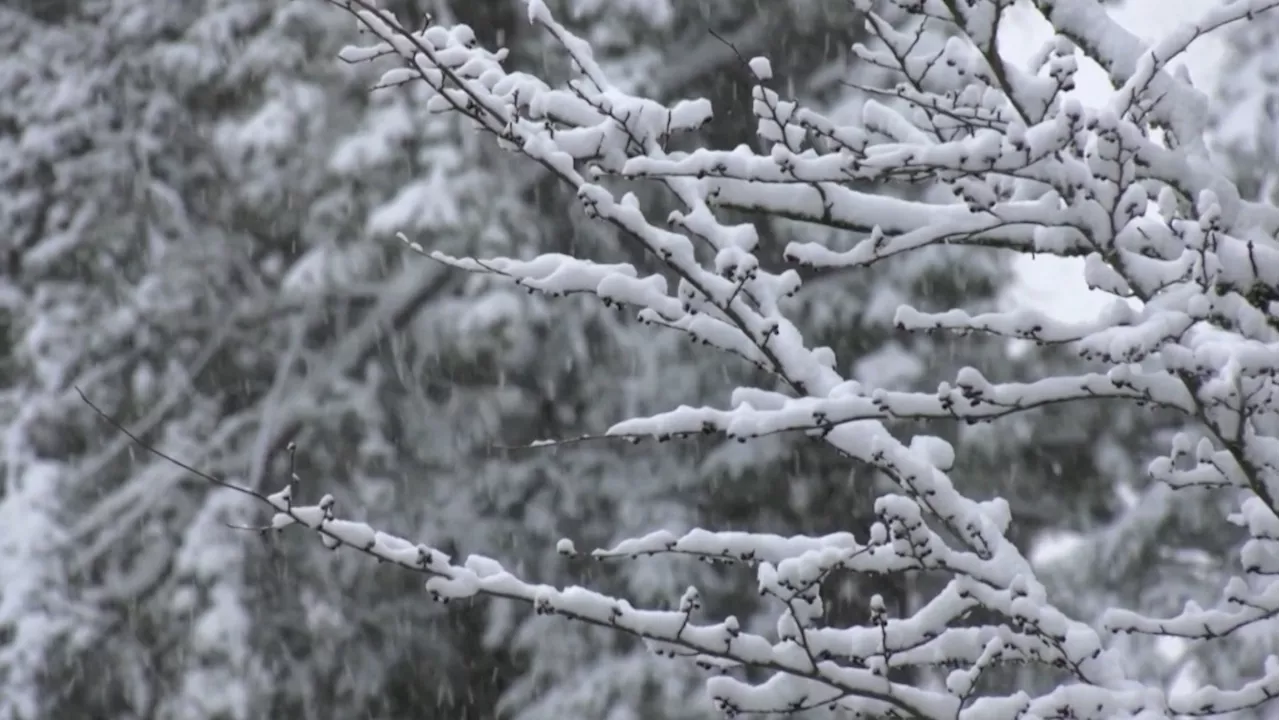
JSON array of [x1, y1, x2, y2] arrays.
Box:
[[1002, 0, 1228, 323]]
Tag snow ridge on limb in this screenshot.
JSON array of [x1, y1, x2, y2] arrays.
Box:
[[100, 0, 1275, 716]]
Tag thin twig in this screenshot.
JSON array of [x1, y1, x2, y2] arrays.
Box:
[[76, 387, 268, 505]]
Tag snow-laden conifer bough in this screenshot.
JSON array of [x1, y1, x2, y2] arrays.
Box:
[[86, 0, 1277, 716]]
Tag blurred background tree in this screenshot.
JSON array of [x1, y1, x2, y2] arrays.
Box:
[[1211, 8, 1277, 205]]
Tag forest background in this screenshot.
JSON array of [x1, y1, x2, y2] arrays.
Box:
[[0, 0, 1274, 718]]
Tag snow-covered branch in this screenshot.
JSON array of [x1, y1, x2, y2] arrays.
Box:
[[91, 0, 1277, 715]]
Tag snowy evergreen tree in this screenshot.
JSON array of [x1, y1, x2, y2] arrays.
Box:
[[0, 4, 251, 715], [0, 2, 530, 716], [1210, 3, 1277, 204]]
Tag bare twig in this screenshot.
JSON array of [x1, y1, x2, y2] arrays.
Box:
[[77, 387, 265, 502]]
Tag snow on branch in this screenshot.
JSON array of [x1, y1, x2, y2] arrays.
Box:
[[92, 0, 1278, 716]]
